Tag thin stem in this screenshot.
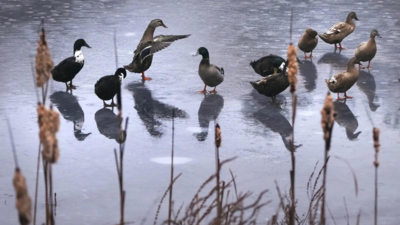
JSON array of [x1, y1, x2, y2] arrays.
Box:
[[215, 123, 221, 225], [5, 117, 19, 169], [289, 92, 297, 225], [49, 165, 55, 225], [33, 143, 42, 225], [43, 160, 49, 225], [320, 148, 328, 225], [168, 111, 175, 225], [374, 167, 378, 225]]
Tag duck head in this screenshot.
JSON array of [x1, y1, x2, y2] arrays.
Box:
[[370, 29, 382, 38], [348, 57, 362, 67], [115, 68, 127, 82], [149, 19, 168, 28], [73, 39, 91, 52], [347, 12, 359, 22], [305, 28, 318, 38], [273, 58, 286, 73], [194, 47, 209, 59]]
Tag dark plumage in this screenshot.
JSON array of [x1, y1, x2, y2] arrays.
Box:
[[52, 39, 91, 90], [250, 54, 285, 77], [124, 19, 190, 80], [250, 61, 289, 102], [94, 68, 126, 107]]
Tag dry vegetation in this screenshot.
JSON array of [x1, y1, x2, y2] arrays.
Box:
[[4, 20, 383, 225]]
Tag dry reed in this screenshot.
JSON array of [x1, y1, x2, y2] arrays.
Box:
[[373, 128, 380, 225], [287, 43, 298, 225], [13, 169, 33, 225], [35, 22, 53, 88], [320, 92, 335, 225]]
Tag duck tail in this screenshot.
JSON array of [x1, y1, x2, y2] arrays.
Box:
[[249, 60, 257, 67], [318, 33, 329, 43], [221, 67, 224, 75]]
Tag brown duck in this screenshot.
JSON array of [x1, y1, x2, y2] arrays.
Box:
[[325, 57, 362, 100], [354, 29, 381, 69], [124, 19, 190, 80], [318, 12, 358, 50], [298, 28, 318, 59]]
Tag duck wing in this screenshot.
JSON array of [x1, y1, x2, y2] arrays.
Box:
[[153, 34, 191, 42], [324, 22, 347, 35], [212, 65, 224, 75]]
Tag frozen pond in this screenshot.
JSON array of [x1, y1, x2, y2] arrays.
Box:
[[1, 0, 400, 224]]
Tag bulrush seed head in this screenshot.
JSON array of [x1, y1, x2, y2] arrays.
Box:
[[37, 104, 60, 163], [321, 92, 335, 142], [373, 127, 380, 167], [287, 44, 298, 93], [215, 124, 221, 148], [13, 169, 32, 225], [35, 28, 54, 87]]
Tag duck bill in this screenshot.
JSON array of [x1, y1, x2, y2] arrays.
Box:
[[193, 51, 199, 57], [354, 16, 359, 21], [85, 43, 91, 48], [161, 23, 168, 28]]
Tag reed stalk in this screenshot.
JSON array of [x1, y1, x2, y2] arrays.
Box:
[[168, 111, 175, 225], [373, 128, 380, 225]]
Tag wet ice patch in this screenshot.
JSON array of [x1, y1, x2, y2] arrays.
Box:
[[151, 157, 193, 165], [298, 111, 317, 117], [124, 32, 136, 37], [186, 127, 205, 133]]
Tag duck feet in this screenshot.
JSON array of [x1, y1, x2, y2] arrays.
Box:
[[68, 81, 77, 89], [336, 43, 346, 50], [344, 92, 353, 99], [198, 84, 207, 93], [142, 72, 152, 81], [304, 52, 312, 59], [337, 93, 345, 101], [358, 65, 366, 70], [209, 87, 217, 94], [366, 61, 372, 69]]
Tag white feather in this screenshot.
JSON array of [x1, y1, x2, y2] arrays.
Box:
[[119, 73, 124, 82], [74, 50, 84, 64], [329, 77, 337, 83]]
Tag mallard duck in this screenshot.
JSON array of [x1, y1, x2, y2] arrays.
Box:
[[94, 68, 126, 107], [318, 12, 358, 50], [52, 39, 91, 90], [124, 19, 190, 80], [250, 54, 285, 77], [250, 61, 288, 102], [194, 47, 224, 93], [325, 57, 362, 100], [298, 28, 318, 59], [354, 29, 381, 69]]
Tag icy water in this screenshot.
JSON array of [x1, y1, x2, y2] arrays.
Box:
[[1, 0, 400, 224]]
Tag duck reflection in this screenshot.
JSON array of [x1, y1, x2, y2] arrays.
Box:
[[318, 51, 349, 68], [356, 70, 380, 111], [245, 91, 301, 151], [94, 108, 125, 143], [333, 101, 361, 140], [195, 94, 224, 141], [127, 82, 188, 137], [298, 60, 318, 92], [50, 91, 91, 141]]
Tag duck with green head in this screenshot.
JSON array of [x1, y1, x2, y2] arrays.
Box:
[[194, 47, 224, 93]]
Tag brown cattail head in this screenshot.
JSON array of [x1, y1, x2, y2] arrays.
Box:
[[321, 92, 335, 143], [373, 127, 380, 167], [35, 27, 54, 87], [287, 44, 298, 93], [37, 105, 60, 163], [215, 124, 221, 148], [13, 169, 32, 225]]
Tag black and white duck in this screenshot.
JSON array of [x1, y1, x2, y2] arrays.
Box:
[[124, 19, 190, 80], [250, 61, 289, 102], [52, 39, 91, 90], [94, 68, 127, 107], [194, 47, 224, 93], [250, 54, 286, 77]]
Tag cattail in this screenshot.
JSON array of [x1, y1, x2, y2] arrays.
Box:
[[35, 26, 54, 87], [37, 105, 60, 163], [321, 92, 335, 143], [287, 44, 298, 93], [13, 168, 32, 225], [215, 124, 221, 148], [373, 128, 380, 167]]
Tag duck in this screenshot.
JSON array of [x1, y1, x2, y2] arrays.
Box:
[[250, 54, 286, 77], [318, 12, 358, 50], [194, 47, 224, 93], [354, 29, 381, 69], [94, 68, 127, 107], [52, 39, 91, 90], [124, 19, 190, 80], [249, 61, 288, 102], [325, 57, 362, 100], [298, 28, 318, 59]]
